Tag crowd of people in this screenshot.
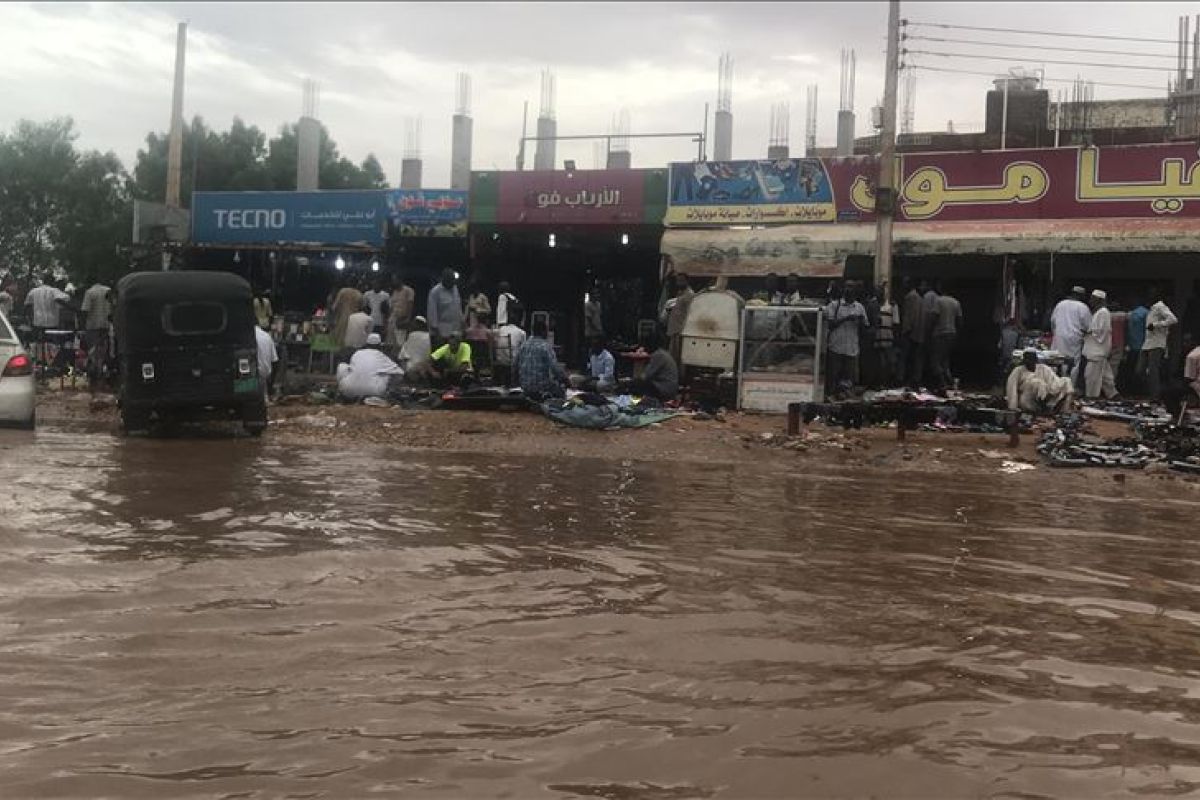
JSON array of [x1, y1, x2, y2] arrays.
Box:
[[323, 269, 681, 405]]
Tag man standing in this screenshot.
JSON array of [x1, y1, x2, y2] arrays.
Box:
[[362, 278, 391, 335], [1007, 349, 1074, 414], [80, 275, 112, 391], [329, 278, 364, 350], [921, 280, 941, 381], [387, 275, 415, 350], [584, 286, 604, 341], [823, 284, 868, 398], [513, 318, 566, 400], [1050, 285, 1091, 390], [1108, 300, 1128, 394], [254, 324, 279, 402], [1125, 295, 1150, 395], [1141, 286, 1178, 401], [427, 268, 463, 347], [666, 273, 695, 366], [80, 275, 111, 345], [465, 282, 492, 329], [900, 278, 926, 388], [1082, 289, 1117, 399], [495, 281, 518, 327], [494, 306, 527, 386], [929, 285, 963, 391]]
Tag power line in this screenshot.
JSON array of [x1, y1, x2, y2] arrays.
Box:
[[904, 34, 1179, 61], [905, 49, 1180, 74], [905, 21, 1178, 45], [907, 64, 1165, 93]]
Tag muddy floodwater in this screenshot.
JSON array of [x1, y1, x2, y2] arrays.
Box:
[[2, 427, 1200, 798]]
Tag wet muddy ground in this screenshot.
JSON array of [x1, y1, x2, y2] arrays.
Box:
[[2, 393, 1200, 797]]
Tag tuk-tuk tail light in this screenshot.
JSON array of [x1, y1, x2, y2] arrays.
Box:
[[238, 358, 252, 375], [141, 363, 155, 380]]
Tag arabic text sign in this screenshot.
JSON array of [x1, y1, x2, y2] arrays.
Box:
[[386, 189, 468, 236], [192, 191, 387, 245], [854, 144, 1200, 222], [495, 170, 647, 224], [666, 159, 838, 224]]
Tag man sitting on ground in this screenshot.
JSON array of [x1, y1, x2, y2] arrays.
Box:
[[629, 330, 680, 401], [1006, 349, 1074, 415], [399, 315, 432, 383], [513, 319, 566, 400], [337, 333, 404, 401], [429, 331, 474, 388], [585, 336, 616, 393]]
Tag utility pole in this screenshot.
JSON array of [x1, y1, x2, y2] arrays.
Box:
[[873, 0, 901, 303]]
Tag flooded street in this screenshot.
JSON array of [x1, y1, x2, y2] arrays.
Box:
[[2, 426, 1200, 798]]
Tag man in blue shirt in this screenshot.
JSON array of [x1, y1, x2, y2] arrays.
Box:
[[1126, 295, 1150, 395], [513, 319, 566, 400]]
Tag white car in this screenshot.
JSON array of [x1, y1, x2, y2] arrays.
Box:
[[0, 311, 35, 429]]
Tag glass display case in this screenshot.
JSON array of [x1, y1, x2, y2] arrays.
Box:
[[737, 305, 824, 412]]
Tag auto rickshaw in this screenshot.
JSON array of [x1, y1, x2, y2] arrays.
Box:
[[113, 271, 267, 435]]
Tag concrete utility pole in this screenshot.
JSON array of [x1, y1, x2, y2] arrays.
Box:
[[165, 22, 187, 209], [873, 0, 901, 303]]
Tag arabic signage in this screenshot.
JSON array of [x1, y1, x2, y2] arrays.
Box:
[[192, 191, 387, 245], [666, 143, 1200, 227], [385, 189, 467, 237], [469, 169, 656, 226], [667, 158, 840, 225]]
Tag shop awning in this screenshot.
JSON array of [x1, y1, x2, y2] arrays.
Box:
[[662, 218, 1200, 277]]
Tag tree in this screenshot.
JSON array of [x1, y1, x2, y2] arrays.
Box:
[[0, 117, 131, 284], [133, 117, 388, 203]]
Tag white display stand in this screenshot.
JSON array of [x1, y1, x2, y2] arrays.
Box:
[[737, 305, 825, 413]]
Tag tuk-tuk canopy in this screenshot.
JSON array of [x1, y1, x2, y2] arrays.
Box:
[[115, 270, 256, 352]]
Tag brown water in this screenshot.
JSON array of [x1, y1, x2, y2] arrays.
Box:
[[2, 428, 1200, 798]]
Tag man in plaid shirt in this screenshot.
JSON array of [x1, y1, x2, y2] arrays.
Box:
[[513, 319, 566, 400]]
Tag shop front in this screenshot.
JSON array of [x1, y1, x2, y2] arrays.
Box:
[[468, 167, 667, 361], [663, 143, 1200, 386]]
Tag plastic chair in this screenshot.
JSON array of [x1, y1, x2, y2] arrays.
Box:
[[307, 332, 339, 374]]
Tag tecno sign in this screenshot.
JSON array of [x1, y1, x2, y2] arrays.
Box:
[[213, 209, 287, 229]]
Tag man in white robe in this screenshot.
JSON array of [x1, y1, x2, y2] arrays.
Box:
[[1007, 350, 1074, 415], [1050, 285, 1092, 388], [1083, 289, 1117, 399], [336, 333, 404, 401]]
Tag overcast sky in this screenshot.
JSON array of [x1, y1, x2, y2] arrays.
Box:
[[0, 2, 1190, 187]]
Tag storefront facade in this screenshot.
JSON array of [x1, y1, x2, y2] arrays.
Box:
[[468, 168, 668, 357], [662, 144, 1200, 384]]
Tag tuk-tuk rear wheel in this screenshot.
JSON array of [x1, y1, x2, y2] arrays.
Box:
[[120, 408, 151, 435], [243, 401, 268, 437]]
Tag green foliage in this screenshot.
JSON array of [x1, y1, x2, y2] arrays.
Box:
[[133, 116, 388, 203], [0, 115, 386, 284], [0, 117, 131, 284]]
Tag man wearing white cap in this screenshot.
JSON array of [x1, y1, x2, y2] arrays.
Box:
[[1083, 289, 1117, 399], [1050, 285, 1092, 389], [336, 332, 404, 401]]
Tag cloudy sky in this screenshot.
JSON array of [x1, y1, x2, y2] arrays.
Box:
[[0, 2, 1189, 186]]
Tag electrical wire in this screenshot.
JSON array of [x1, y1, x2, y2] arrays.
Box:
[[905, 63, 1165, 93], [905, 49, 1181, 74], [905, 21, 1179, 45], [904, 34, 1179, 61]]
